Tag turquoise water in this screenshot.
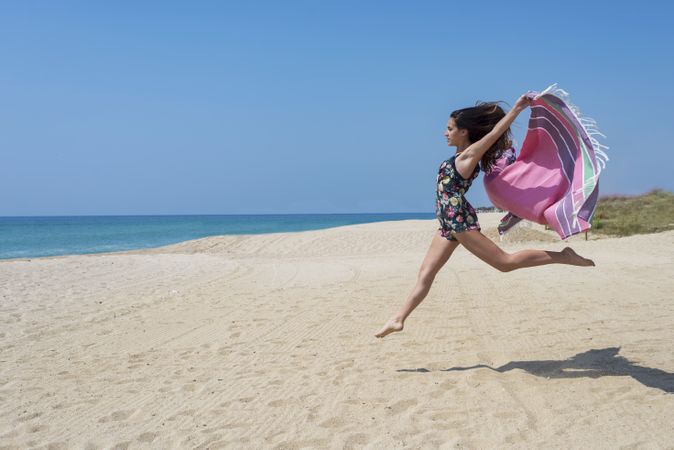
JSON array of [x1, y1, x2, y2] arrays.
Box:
[[0, 213, 435, 260]]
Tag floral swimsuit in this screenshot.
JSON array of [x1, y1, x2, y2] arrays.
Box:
[[436, 154, 480, 240]]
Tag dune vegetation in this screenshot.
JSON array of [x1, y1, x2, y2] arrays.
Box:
[[591, 189, 674, 236]]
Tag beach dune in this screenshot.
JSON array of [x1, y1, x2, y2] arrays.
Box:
[[1, 214, 673, 449]]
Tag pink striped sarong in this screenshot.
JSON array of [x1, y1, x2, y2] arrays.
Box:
[[483, 84, 609, 240]]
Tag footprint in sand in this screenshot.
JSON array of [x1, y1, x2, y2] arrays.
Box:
[[386, 398, 418, 415], [29, 424, 47, 433], [17, 411, 41, 422], [98, 409, 136, 423], [430, 411, 464, 423], [319, 417, 348, 429], [493, 411, 518, 419], [267, 399, 288, 408], [137, 432, 157, 443]]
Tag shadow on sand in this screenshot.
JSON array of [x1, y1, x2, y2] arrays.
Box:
[[397, 347, 674, 394]]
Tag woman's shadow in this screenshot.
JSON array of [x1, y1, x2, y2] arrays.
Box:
[[398, 347, 674, 394]]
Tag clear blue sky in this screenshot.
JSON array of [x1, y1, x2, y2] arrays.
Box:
[[2, 1, 673, 216]]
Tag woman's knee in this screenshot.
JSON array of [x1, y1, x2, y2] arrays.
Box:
[[417, 267, 437, 284], [494, 255, 515, 272]]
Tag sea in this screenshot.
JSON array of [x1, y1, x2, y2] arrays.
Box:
[[0, 213, 436, 260]]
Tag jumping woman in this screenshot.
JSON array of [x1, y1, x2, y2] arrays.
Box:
[[375, 93, 595, 339]]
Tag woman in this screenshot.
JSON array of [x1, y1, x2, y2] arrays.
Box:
[[375, 93, 594, 339]]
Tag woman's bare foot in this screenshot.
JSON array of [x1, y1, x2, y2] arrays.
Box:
[[562, 247, 595, 267], [375, 318, 404, 338]]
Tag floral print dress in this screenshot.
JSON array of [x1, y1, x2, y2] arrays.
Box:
[[436, 154, 481, 240]]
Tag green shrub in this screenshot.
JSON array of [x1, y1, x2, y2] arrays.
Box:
[[590, 189, 674, 236]]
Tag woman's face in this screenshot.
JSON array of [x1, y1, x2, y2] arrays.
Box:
[[444, 117, 468, 147]]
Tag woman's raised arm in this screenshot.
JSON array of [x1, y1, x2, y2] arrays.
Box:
[[454, 94, 533, 179]]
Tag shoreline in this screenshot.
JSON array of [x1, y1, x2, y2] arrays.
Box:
[[0, 213, 437, 263], [0, 213, 618, 263]]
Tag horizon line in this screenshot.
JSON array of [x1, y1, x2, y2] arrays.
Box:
[[0, 209, 503, 219]]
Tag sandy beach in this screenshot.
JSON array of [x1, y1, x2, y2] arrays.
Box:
[[1, 213, 673, 449]]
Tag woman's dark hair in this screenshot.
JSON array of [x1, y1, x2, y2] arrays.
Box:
[[450, 101, 513, 173]]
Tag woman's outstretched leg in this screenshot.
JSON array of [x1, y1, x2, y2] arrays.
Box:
[[375, 231, 460, 338], [454, 230, 594, 271]]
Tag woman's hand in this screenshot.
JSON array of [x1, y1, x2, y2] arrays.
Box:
[[513, 93, 535, 112]]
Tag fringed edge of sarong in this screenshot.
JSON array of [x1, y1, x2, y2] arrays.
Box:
[[536, 83, 609, 235]]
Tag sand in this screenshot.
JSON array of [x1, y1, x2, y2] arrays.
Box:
[[1, 213, 673, 449]]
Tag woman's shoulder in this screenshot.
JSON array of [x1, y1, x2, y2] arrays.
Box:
[[440, 154, 458, 165], [450, 153, 480, 180]]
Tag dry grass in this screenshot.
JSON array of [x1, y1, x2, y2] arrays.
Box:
[[591, 189, 674, 236]]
